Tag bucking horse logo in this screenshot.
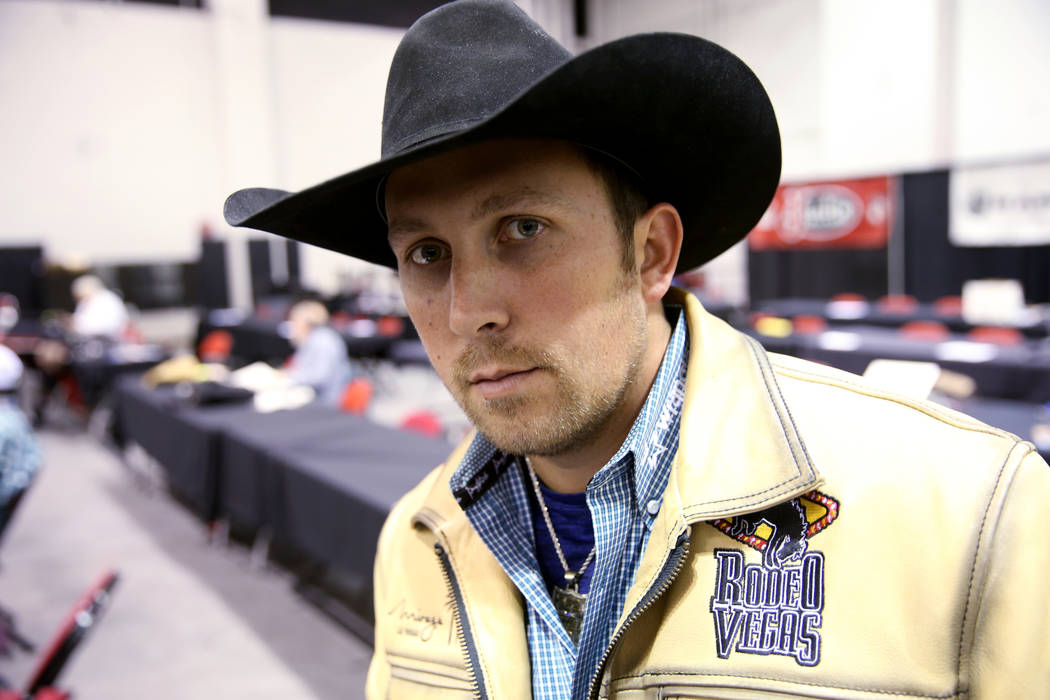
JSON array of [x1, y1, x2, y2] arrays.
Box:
[[725, 498, 809, 569]]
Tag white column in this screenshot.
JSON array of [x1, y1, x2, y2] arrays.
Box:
[[209, 0, 279, 309]]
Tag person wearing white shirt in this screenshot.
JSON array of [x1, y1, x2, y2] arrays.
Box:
[[70, 275, 129, 340]]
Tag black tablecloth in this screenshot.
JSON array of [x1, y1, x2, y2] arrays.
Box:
[[115, 377, 254, 518], [754, 297, 1050, 338], [114, 376, 450, 574], [751, 326, 1050, 403]]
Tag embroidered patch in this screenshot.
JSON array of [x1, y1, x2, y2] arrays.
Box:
[[709, 491, 839, 568], [707, 493, 839, 667]]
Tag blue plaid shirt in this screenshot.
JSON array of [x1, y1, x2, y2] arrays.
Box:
[[449, 312, 688, 698], [0, 399, 41, 507]]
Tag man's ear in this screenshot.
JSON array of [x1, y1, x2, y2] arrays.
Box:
[[635, 202, 684, 303]]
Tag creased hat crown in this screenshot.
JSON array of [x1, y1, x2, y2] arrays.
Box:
[[223, 0, 781, 273], [382, 0, 572, 157]]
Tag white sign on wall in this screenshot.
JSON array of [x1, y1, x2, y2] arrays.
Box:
[[950, 158, 1050, 246]]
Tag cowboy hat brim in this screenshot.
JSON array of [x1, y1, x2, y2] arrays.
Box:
[[224, 32, 781, 273]]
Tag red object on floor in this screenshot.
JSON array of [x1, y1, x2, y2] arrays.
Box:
[[830, 292, 866, 303], [400, 411, 443, 439], [25, 570, 119, 696]]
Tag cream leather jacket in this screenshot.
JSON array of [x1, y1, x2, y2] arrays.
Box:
[[367, 290, 1050, 699]]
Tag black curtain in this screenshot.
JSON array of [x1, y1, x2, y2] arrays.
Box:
[[748, 248, 888, 304], [196, 240, 230, 309], [248, 239, 273, 306], [0, 246, 45, 315], [902, 170, 1050, 303]]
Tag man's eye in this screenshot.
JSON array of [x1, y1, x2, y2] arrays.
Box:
[[505, 218, 546, 240], [408, 243, 448, 265]]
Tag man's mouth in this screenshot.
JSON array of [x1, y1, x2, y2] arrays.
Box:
[[468, 367, 541, 399]]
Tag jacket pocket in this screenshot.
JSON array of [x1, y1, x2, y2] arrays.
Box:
[[387, 652, 475, 696], [606, 678, 941, 700]]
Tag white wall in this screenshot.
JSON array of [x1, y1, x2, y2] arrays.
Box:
[[0, 1, 222, 263], [268, 17, 403, 296], [585, 0, 1050, 302], [953, 0, 1050, 163], [0, 0, 406, 304], [3, 0, 1047, 307]]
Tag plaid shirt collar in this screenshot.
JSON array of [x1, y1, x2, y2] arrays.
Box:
[[448, 309, 688, 698]]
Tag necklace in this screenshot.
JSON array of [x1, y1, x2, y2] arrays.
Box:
[[524, 456, 595, 644]]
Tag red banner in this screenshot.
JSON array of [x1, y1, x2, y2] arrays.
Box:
[[748, 176, 892, 250]]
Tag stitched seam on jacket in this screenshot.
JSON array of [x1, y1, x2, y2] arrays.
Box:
[[608, 670, 962, 698], [683, 478, 814, 518], [953, 441, 1031, 690], [745, 335, 811, 482], [680, 337, 818, 518], [770, 361, 1014, 441], [746, 337, 818, 480]]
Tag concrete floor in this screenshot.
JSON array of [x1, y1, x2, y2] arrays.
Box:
[[0, 427, 372, 698]]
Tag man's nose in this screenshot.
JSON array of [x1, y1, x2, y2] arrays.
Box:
[[448, 256, 510, 337]]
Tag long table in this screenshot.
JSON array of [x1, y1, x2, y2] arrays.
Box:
[[113, 376, 450, 577], [751, 325, 1050, 403], [753, 297, 1050, 338]]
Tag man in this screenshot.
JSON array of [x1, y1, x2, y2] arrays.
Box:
[[283, 299, 354, 406], [69, 275, 129, 340], [224, 1, 1049, 697], [32, 275, 131, 425]]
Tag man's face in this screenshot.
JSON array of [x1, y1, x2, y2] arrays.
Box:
[[385, 139, 650, 457]]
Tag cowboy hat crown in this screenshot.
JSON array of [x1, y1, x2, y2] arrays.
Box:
[[224, 0, 781, 272]]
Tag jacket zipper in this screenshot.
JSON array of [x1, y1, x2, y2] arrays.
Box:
[[434, 541, 487, 700], [585, 529, 692, 700]]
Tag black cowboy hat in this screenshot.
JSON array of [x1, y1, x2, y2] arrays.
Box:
[[223, 0, 781, 272]]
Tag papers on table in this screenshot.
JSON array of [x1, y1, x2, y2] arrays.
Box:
[[817, 330, 862, 352], [934, 340, 1000, 364], [863, 359, 942, 400], [826, 299, 870, 320]]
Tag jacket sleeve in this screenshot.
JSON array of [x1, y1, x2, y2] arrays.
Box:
[[967, 448, 1050, 697]]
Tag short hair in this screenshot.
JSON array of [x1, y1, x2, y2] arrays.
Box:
[[289, 299, 329, 328], [578, 147, 651, 272], [71, 275, 104, 301]]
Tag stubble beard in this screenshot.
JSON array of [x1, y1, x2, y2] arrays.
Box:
[[449, 290, 648, 458]]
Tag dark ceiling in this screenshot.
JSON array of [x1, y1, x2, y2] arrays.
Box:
[[123, 0, 452, 28], [268, 0, 451, 28]]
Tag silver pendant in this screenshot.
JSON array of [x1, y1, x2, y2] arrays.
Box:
[[551, 585, 587, 644]]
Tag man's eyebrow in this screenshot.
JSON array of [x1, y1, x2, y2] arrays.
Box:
[[386, 216, 431, 244], [387, 187, 576, 243], [472, 187, 577, 220]]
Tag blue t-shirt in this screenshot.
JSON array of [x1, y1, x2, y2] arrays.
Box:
[[524, 461, 596, 595]]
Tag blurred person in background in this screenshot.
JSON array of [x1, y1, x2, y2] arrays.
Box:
[[283, 299, 353, 406], [224, 1, 1049, 696], [31, 275, 131, 426], [0, 344, 41, 535], [69, 275, 129, 341]]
